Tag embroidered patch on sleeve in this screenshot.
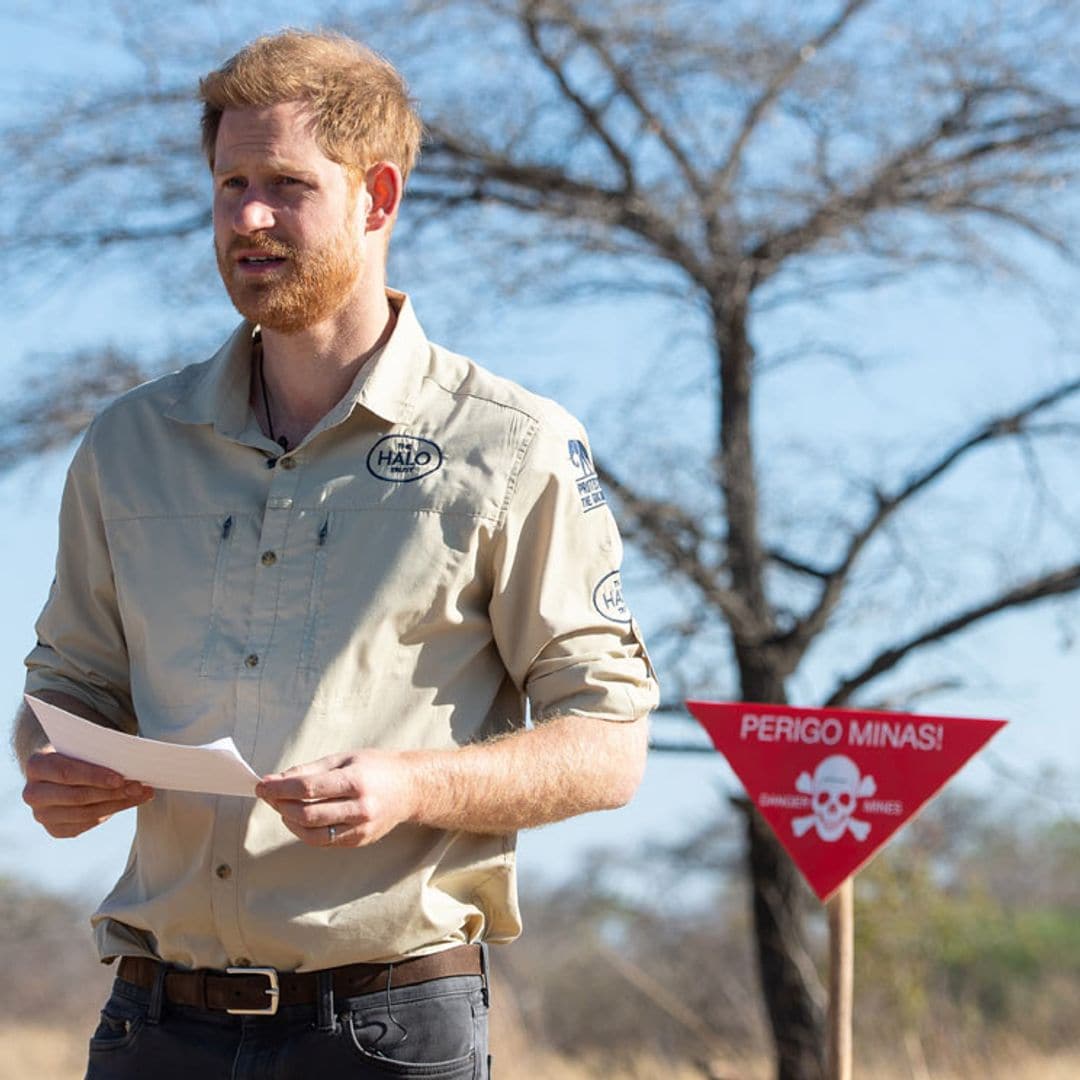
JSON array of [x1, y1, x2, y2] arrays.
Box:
[[593, 570, 631, 624], [568, 438, 607, 512]]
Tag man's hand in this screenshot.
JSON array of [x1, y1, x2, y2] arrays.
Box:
[[22, 748, 154, 838], [257, 715, 649, 846], [257, 750, 416, 848]]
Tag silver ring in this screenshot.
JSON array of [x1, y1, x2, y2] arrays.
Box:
[[327, 824, 337, 844]]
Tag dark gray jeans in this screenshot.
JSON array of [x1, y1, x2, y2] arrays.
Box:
[[85, 970, 490, 1079]]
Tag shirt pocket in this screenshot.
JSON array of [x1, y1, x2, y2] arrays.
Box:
[[290, 508, 476, 706], [107, 511, 256, 704], [197, 512, 260, 680]]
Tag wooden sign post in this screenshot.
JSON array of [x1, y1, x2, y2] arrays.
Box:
[[827, 880, 854, 1080], [685, 701, 1007, 1079]]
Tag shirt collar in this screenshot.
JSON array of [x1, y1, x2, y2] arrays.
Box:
[[165, 289, 429, 438], [325, 289, 427, 428]]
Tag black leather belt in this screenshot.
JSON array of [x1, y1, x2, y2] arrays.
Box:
[[117, 945, 484, 1016]]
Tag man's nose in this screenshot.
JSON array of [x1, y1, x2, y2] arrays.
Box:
[[233, 190, 276, 234]]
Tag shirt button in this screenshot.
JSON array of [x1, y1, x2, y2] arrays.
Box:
[[281, 457, 297, 471], [260, 550, 277, 566], [245, 653, 260, 668], [265, 458, 277, 470], [215, 863, 232, 880]]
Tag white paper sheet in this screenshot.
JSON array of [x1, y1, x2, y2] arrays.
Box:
[[24, 695, 260, 797]]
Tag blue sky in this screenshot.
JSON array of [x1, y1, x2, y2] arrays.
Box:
[[3, 3, 1079, 906]]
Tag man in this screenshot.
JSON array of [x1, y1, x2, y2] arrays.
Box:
[[14, 29, 657, 1079]]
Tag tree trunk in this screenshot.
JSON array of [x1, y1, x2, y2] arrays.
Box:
[[742, 802, 826, 1080], [734, 661, 826, 1080], [718, 296, 826, 1079], [716, 298, 770, 624]]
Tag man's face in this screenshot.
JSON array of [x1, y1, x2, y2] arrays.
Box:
[[212, 101, 366, 334]]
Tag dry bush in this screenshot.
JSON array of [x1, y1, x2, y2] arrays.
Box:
[[0, 879, 111, 1030], [2, 789, 1077, 1080], [496, 868, 770, 1068], [493, 794, 1080, 1076]]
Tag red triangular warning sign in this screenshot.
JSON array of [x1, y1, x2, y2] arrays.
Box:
[[686, 700, 1007, 902]]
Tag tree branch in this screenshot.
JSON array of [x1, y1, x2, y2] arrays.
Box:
[[11, 211, 211, 252], [717, 0, 875, 195], [533, 0, 709, 202], [768, 548, 832, 581], [949, 199, 1076, 260], [418, 128, 713, 283], [825, 561, 1080, 706], [748, 89, 1080, 280], [777, 375, 1080, 664], [596, 463, 762, 638], [519, 1, 635, 190]]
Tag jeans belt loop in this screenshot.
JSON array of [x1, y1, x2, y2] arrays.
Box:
[[147, 962, 167, 1025], [315, 969, 336, 1033], [479, 942, 490, 1008]]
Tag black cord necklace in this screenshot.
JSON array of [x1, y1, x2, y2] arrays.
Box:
[[257, 343, 290, 451]]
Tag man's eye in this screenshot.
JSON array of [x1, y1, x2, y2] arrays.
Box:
[[221, 177, 246, 191], [276, 176, 301, 186]]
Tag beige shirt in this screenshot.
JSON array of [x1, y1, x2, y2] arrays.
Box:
[[25, 291, 658, 971]]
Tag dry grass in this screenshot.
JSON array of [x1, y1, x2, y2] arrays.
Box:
[[493, 1050, 1080, 1080], [849, 1053, 1080, 1080], [0, 1027, 755, 1080], [0, 1025, 88, 1080], [2, 1021, 1077, 1080]]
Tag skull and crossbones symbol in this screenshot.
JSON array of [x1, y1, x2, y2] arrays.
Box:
[[792, 755, 876, 842]]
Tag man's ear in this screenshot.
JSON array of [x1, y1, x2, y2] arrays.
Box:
[[364, 162, 403, 233]]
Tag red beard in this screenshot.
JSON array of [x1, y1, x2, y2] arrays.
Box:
[[216, 220, 363, 334]]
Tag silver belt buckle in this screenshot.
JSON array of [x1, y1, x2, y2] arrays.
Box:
[[225, 966, 280, 1015]]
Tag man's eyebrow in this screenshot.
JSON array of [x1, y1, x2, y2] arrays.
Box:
[[214, 157, 320, 179]]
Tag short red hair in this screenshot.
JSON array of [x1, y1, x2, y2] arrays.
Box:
[[198, 29, 422, 182]]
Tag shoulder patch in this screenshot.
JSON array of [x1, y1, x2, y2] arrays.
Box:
[[568, 439, 607, 513], [593, 570, 631, 624]]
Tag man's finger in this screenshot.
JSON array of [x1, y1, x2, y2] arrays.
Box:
[[33, 793, 151, 827], [262, 753, 350, 782], [24, 751, 127, 789], [23, 779, 151, 808], [258, 762, 357, 802], [274, 796, 360, 828], [281, 819, 367, 848], [48, 820, 113, 840], [278, 818, 328, 846], [283, 817, 394, 849]]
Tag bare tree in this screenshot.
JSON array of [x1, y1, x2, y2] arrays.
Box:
[[3, 2, 1080, 1077]]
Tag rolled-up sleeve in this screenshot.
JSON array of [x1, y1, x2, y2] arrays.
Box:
[[488, 415, 659, 722], [24, 425, 136, 733]]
